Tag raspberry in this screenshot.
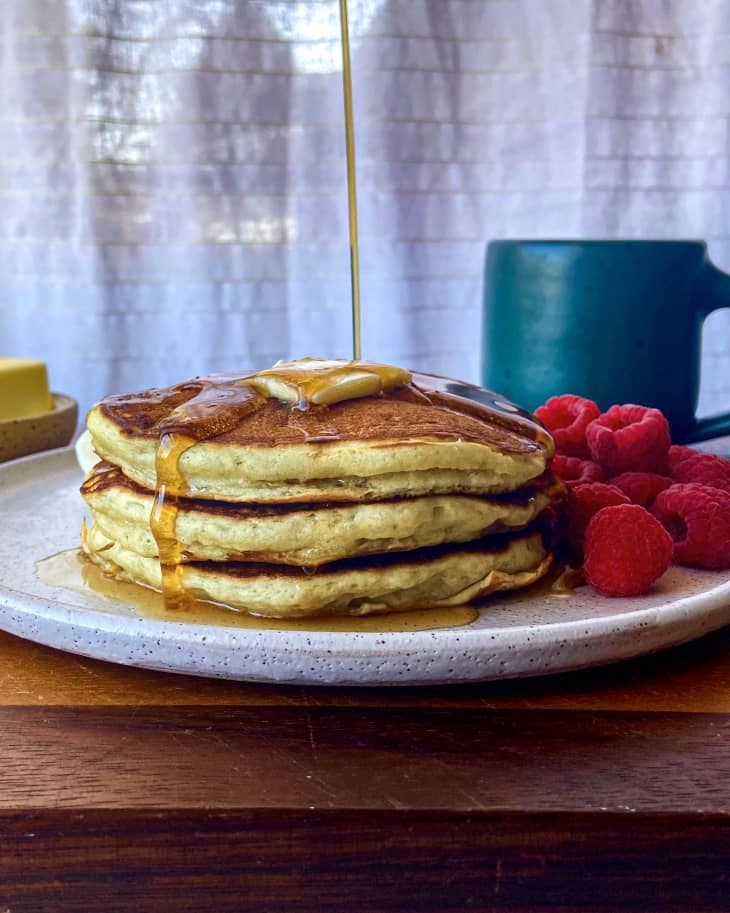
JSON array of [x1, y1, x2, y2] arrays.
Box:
[[552, 454, 604, 488], [583, 504, 673, 596], [669, 452, 730, 494], [535, 394, 601, 458], [651, 483, 730, 569], [586, 404, 671, 474], [567, 483, 631, 557], [607, 472, 673, 507], [668, 445, 696, 471]]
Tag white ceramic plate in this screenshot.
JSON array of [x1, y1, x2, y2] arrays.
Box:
[[1, 448, 730, 685]]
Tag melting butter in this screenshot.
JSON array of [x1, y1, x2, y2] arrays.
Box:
[[36, 549, 479, 633], [243, 358, 412, 407]]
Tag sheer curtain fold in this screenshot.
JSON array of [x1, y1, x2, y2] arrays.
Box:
[[1, 0, 729, 415]]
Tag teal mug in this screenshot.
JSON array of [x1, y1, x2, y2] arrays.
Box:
[[482, 240, 730, 443]]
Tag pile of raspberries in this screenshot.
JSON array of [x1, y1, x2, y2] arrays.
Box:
[[535, 395, 730, 597]]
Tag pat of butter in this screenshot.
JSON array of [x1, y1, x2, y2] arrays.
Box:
[[0, 358, 54, 420], [245, 358, 412, 407]]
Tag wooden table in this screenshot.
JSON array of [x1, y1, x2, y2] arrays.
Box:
[[2, 618, 730, 912]]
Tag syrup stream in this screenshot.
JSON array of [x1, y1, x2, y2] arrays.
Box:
[[339, 0, 362, 360]]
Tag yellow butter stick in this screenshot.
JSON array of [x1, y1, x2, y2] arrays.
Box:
[[0, 358, 54, 420]]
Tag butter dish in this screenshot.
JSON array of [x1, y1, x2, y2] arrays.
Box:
[[0, 393, 78, 463]]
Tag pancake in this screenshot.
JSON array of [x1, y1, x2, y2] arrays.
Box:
[[82, 461, 560, 566], [82, 522, 551, 618], [81, 358, 558, 619], [85, 364, 553, 503]]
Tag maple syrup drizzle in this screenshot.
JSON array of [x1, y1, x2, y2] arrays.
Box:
[[410, 371, 554, 451], [149, 432, 196, 611], [338, 0, 362, 359], [147, 383, 263, 611]]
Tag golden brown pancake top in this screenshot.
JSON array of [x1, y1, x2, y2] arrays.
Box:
[[94, 371, 553, 457]]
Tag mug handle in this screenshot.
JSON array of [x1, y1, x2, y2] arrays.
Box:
[[686, 260, 730, 443]]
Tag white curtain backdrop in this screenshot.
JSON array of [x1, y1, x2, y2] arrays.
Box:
[[2, 0, 730, 416]]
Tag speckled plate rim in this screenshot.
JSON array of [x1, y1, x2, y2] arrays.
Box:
[[1, 448, 730, 686]]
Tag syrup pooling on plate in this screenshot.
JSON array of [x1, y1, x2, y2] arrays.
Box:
[[36, 550, 479, 632]]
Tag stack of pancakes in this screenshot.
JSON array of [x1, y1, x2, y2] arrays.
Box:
[[80, 359, 560, 618]]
